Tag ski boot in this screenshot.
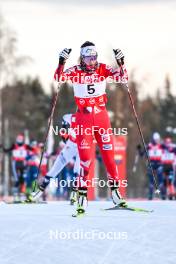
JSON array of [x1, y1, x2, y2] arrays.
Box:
[[25, 188, 44, 203], [111, 186, 127, 208], [25, 175, 51, 203], [72, 188, 87, 217], [70, 188, 78, 205]]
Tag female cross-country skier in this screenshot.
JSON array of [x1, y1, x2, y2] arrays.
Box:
[[54, 41, 128, 215]]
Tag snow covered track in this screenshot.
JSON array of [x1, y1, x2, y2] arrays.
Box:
[[0, 201, 175, 264]]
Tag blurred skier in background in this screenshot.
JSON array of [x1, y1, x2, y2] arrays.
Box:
[[2, 134, 29, 201], [25, 140, 40, 200], [161, 137, 176, 200], [137, 132, 164, 200]]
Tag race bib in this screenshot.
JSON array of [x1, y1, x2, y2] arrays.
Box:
[[12, 148, 27, 158], [162, 152, 175, 161], [73, 80, 106, 98], [148, 149, 162, 158]]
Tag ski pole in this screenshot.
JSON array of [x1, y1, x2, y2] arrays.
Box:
[[113, 49, 160, 194], [32, 48, 72, 192], [126, 85, 160, 194], [33, 84, 61, 191]]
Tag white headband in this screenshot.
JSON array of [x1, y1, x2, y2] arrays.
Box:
[[80, 45, 97, 57]]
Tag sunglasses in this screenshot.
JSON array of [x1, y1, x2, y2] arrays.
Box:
[[83, 55, 97, 64]]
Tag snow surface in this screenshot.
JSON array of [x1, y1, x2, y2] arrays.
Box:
[[0, 201, 176, 264]]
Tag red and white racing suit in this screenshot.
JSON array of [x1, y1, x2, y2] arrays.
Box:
[[54, 63, 128, 187]]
